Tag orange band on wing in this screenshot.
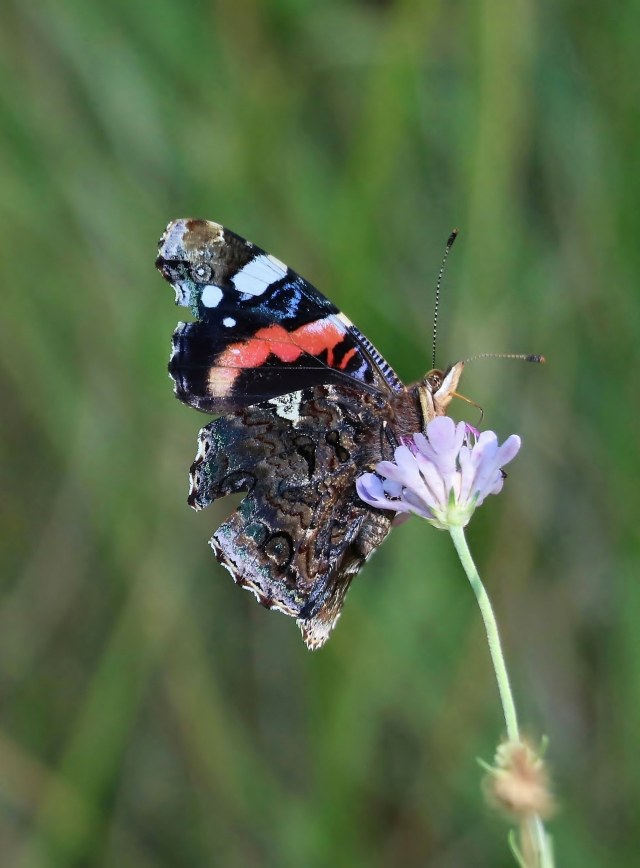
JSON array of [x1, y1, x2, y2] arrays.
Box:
[[208, 318, 352, 398], [338, 346, 357, 370], [218, 319, 348, 369]]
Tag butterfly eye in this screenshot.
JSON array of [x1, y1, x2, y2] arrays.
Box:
[[192, 263, 212, 282], [425, 369, 444, 392]]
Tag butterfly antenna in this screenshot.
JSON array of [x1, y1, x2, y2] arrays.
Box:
[[462, 351, 546, 365], [432, 229, 458, 370]]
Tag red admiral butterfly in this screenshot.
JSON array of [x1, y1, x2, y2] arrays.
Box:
[[156, 219, 463, 649]]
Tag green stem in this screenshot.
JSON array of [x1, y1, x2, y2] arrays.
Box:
[[448, 524, 519, 740], [448, 524, 554, 868]]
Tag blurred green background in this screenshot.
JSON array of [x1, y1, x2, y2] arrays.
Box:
[[2, 0, 638, 865]]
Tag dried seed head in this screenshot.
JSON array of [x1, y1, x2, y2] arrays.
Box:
[[483, 739, 555, 821]]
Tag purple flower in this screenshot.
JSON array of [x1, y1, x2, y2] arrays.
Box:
[[356, 417, 521, 530]]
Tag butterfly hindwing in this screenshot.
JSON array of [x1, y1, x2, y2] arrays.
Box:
[[156, 219, 403, 412], [188, 384, 396, 648]]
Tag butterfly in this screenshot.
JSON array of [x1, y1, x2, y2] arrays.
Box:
[[156, 219, 463, 649]]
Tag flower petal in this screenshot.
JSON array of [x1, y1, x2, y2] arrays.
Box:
[[401, 488, 437, 520], [497, 434, 522, 466], [356, 474, 395, 511], [472, 434, 521, 505], [424, 416, 457, 452]]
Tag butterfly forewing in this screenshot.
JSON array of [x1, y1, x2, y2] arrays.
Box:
[[157, 219, 402, 413]]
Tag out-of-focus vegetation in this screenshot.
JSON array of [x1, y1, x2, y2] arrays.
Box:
[[1, 1, 638, 865]]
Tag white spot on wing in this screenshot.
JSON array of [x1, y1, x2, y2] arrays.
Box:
[[207, 365, 238, 396], [222, 316, 236, 327], [201, 284, 223, 307], [232, 254, 287, 296], [267, 254, 287, 272], [268, 391, 303, 423]]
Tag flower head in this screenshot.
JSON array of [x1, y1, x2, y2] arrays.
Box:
[[356, 417, 521, 530]]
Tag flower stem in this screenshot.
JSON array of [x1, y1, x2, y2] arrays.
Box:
[[448, 524, 554, 868], [448, 524, 519, 740]]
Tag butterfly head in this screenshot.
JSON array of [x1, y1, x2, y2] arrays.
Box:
[[417, 361, 465, 428]]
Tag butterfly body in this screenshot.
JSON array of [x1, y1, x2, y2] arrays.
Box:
[[157, 219, 463, 648]]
